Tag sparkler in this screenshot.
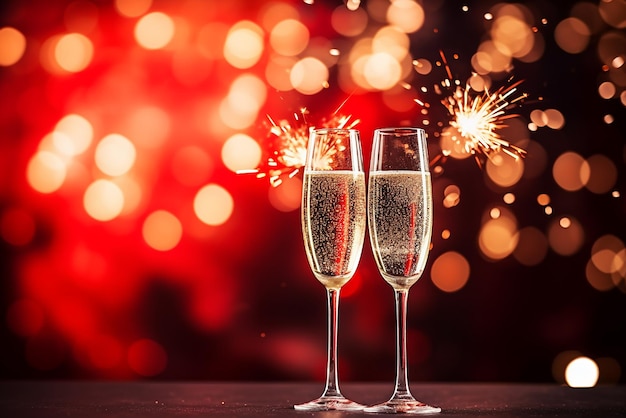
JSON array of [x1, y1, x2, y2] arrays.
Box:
[[240, 106, 359, 187], [418, 51, 528, 168], [443, 80, 527, 164]]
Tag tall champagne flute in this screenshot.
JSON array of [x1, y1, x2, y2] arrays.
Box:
[[295, 128, 366, 411], [365, 127, 441, 414]]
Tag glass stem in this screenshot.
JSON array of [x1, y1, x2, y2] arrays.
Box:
[[392, 289, 414, 401], [322, 287, 342, 398]]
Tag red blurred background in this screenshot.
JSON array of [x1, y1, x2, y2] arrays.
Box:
[[0, 0, 625, 385]]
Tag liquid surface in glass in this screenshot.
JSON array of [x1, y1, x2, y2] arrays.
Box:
[[302, 170, 366, 289], [368, 170, 432, 290]]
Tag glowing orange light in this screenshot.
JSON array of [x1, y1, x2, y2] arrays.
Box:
[[266, 54, 298, 91], [363, 52, 402, 90], [431, 251, 470, 292], [584, 154, 618, 194], [290, 57, 329, 95], [221, 133, 262, 173], [135, 12, 175, 50], [223, 21, 264, 69], [443, 184, 461, 208], [552, 152, 587, 191], [83, 179, 125, 222], [331, 5, 368, 37], [227, 74, 267, 116], [591, 234, 625, 274], [598, 81, 616, 99], [0, 26, 26, 66], [536, 193, 550, 206], [55, 33, 94, 73], [270, 19, 309, 56], [413, 58, 433, 75], [485, 150, 524, 187], [373, 26, 410, 61], [548, 216, 584, 256], [114, 176, 143, 216], [478, 216, 518, 260], [142, 210, 183, 251], [386, 0, 425, 33], [194, 184, 234, 226], [26, 151, 67, 194], [115, 0, 152, 18], [586, 259, 616, 291], [54, 114, 94, 156], [94, 134, 136, 177]]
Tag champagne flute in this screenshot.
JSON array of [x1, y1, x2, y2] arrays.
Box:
[[365, 127, 441, 414], [295, 128, 366, 411]]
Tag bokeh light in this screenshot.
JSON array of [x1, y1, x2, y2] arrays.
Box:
[[485, 150, 524, 187], [386, 0, 425, 33], [142, 210, 183, 251], [194, 184, 234, 226], [478, 209, 518, 260], [223, 21, 264, 69], [548, 217, 584, 256], [54, 114, 94, 156], [269, 19, 309, 56], [135, 12, 175, 50], [431, 251, 470, 292], [221, 133, 262, 172], [555, 18, 591, 54], [26, 151, 67, 194], [565, 357, 600, 388], [0, 26, 26, 66], [94, 134, 136, 177], [331, 5, 368, 37], [553, 152, 587, 191], [115, 0, 152, 18], [83, 179, 125, 222], [55, 33, 94, 72], [290, 57, 329, 95], [584, 154, 617, 194]]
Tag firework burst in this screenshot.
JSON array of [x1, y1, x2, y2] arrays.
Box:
[[240, 107, 359, 187]]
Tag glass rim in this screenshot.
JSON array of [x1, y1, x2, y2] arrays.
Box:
[[311, 128, 359, 134], [374, 127, 424, 134]]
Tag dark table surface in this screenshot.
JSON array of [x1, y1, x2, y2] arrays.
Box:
[[0, 381, 624, 417]]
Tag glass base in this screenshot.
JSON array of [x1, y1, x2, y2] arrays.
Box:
[[364, 399, 441, 414], [294, 395, 365, 411]]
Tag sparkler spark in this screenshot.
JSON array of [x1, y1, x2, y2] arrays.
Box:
[[443, 80, 528, 164], [240, 107, 359, 187], [415, 51, 528, 168]]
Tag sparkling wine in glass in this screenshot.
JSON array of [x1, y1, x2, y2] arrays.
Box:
[[295, 128, 367, 411], [365, 127, 441, 414]]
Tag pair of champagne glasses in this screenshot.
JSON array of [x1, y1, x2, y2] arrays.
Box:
[[296, 127, 441, 414]]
